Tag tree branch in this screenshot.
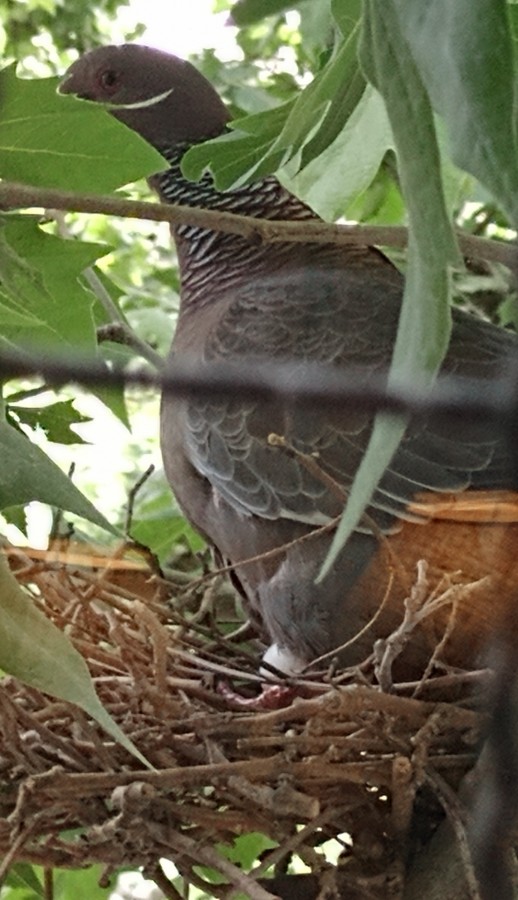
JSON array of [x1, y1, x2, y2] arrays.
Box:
[[1, 181, 516, 268]]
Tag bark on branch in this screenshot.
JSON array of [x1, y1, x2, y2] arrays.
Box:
[[0, 180, 516, 268]]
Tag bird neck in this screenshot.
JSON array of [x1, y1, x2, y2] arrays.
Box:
[[151, 143, 321, 308], [153, 142, 316, 221]]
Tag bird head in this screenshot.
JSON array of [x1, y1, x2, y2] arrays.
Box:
[[59, 44, 231, 149]]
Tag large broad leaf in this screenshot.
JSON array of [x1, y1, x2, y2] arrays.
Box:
[[281, 85, 392, 220], [0, 215, 130, 427], [0, 416, 116, 533], [285, 22, 365, 169], [183, 13, 365, 190], [0, 65, 165, 192], [393, 0, 518, 228], [0, 216, 101, 349], [182, 101, 295, 190], [321, 1, 460, 574], [0, 553, 149, 767]]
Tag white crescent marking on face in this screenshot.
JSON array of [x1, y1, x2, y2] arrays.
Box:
[[110, 87, 175, 110]]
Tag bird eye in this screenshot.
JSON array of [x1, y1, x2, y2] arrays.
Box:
[[99, 68, 119, 92]]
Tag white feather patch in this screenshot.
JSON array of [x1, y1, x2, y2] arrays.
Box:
[[260, 643, 306, 678]]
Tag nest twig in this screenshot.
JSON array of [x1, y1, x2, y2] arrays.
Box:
[[0, 540, 508, 899]]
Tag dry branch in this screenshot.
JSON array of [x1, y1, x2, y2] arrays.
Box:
[[1, 180, 515, 268]]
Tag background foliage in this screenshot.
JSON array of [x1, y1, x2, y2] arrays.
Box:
[[1, 0, 518, 897]]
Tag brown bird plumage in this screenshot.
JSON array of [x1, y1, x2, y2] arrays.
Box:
[[61, 44, 518, 678]]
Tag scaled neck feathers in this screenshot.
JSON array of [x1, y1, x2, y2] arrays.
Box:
[[150, 142, 321, 308], [152, 142, 317, 225]]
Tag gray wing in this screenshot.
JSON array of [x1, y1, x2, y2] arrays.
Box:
[[183, 263, 516, 532]]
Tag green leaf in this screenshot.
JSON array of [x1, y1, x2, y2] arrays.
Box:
[[281, 85, 392, 219], [0, 65, 165, 191], [321, 0, 459, 576], [0, 553, 150, 767], [218, 832, 277, 869], [0, 417, 116, 533], [195, 832, 277, 893], [8, 399, 92, 444], [131, 488, 205, 562], [332, 0, 363, 37], [182, 102, 294, 189], [184, 23, 365, 190], [230, 0, 299, 25], [53, 865, 112, 900], [0, 215, 104, 349], [5, 863, 43, 897], [346, 165, 405, 223], [0, 215, 130, 427], [290, 26, 365, 168], [360, 3, 459, 349], [299, 0, 334, 53], [1, 504, 28, 538], [89, 382, 130, 432], [393, 0, 518, 227], [0, 231, 61, 347]]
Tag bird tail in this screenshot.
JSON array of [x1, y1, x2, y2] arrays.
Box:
[[408, 490, 518, 523]]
